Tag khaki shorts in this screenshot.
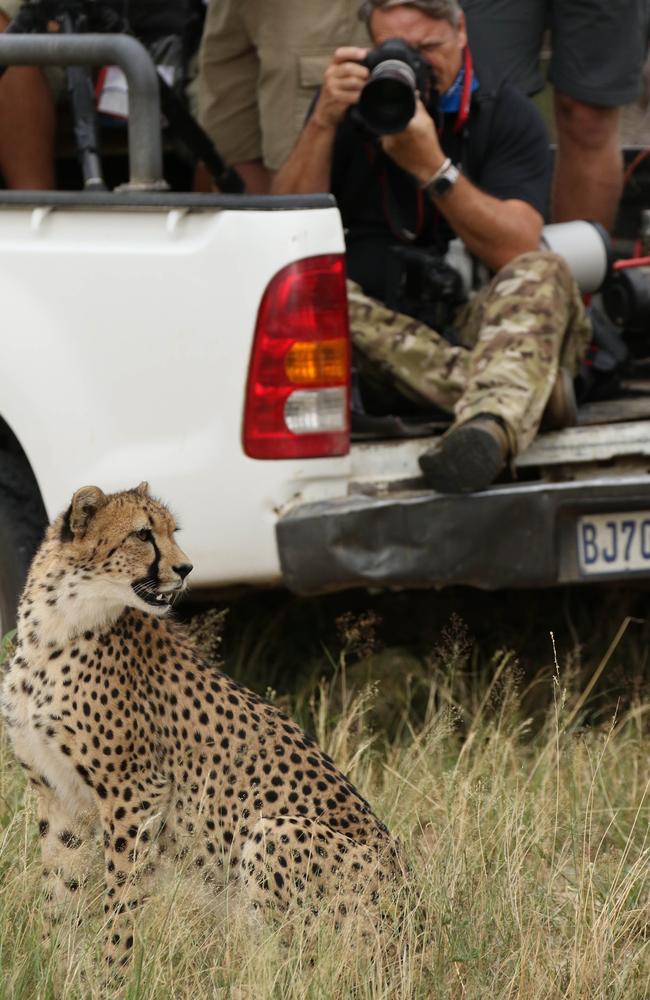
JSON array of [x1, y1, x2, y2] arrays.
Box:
[[463, 0, 648, 106], [198, 0, 369, 171], [0, 0, 22, 21]]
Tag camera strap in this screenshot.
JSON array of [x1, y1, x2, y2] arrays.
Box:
[[453, 47, 474, 134], [336, 51, 487, 244], [379, 48, 475, 241], [381, 166, 424, 242]]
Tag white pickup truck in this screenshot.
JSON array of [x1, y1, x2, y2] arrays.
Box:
[[2, 33, 650, 633]]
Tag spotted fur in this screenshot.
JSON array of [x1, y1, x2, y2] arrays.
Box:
[[1, 483, 399, 967]]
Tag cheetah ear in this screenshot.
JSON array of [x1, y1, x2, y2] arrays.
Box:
[[134, 481, 149, 497], [69, 485, 107, 535]]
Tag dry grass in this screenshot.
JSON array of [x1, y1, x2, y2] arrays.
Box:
[[0, 616, 649, 999]]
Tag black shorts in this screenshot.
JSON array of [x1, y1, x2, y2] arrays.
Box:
[[462, 0, 648, 106]]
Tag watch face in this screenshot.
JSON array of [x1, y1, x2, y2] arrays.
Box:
[[432, 164, 459, 197], [433, 176, 453, 196]]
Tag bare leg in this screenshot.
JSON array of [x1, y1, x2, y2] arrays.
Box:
[[0, 13, 56, 190], [192, 157, 271, 194], [552, 91, 623, 232], [192, 161, 213, 193], [232, 159, 271, 194]]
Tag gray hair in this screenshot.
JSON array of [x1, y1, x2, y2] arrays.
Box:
[[357, 0, 462, 28]]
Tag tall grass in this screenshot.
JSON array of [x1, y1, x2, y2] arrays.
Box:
[[0, 613, 648, 999]]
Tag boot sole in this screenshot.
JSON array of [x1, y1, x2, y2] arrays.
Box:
[[418, 424, 507, 493]]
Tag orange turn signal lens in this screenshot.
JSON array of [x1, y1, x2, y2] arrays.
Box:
[[284, 339, 348, 385]]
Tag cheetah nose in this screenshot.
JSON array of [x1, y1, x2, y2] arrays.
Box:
[[174, 563, 193, 581]]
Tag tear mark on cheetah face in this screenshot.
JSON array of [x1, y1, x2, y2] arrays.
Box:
[[41, 481, 193, 641]]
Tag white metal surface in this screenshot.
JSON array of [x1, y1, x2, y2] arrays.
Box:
[[0, 202, 353, 587], [515, 420, 650, 466]]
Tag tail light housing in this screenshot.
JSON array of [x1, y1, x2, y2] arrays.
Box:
[[243, 254, 350, 459]]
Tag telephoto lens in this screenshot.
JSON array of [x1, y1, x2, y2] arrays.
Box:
[[540, 221, 611, 294], [357, 37, 432, 135]]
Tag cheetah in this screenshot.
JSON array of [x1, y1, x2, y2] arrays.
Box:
[[1, 483, 400, 967]]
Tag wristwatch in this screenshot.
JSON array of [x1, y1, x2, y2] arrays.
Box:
[[421, 158, 461, 200]]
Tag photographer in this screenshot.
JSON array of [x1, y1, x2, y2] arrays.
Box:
[[273, 0, 592, 494]]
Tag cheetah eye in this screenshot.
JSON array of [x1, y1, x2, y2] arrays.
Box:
[[133, 528, 153, 543]]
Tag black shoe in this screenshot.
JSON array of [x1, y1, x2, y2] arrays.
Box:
[[418, 416, 510, 493]]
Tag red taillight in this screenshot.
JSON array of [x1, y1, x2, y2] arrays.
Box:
[[243, 254, 351, 459]]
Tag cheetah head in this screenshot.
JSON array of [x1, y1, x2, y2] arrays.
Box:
[[52, 481, 193, 618]]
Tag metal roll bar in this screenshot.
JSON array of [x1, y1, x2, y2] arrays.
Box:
[[0, 33, 165, 190]]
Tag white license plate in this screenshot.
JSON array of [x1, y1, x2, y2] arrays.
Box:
[[577, 511, 650, 575]]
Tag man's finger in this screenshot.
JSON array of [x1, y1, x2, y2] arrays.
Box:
[[331, 77, 367, 94], [332, 46, 369, 63], [328, 62, 369, 83]]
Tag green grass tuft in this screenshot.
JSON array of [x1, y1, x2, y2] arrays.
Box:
[[1, 608, 649, 998]]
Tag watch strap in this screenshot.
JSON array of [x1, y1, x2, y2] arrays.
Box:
[[419, 157, 451, 191], [422, 160, 460, 199]]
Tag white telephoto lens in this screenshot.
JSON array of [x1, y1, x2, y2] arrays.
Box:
[[541, 221, 611, 293]]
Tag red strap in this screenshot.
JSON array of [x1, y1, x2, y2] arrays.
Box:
[[613, 255, 650, 270], [454, 46, 473, 134]]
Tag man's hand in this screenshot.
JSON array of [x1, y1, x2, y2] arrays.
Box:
[[380, 99, 445, 185], [272, 46, 368, 194], [312, 47, 370, 130]]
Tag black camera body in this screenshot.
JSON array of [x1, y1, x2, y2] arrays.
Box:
[[384, 245, 466, 332], [602, 266, 650, 336], [600, 265, 650, 361], [356, 37, 434, 136]]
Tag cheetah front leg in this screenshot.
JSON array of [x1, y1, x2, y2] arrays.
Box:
[[99, 788, 170, 970], [35, 786, 98, 948]]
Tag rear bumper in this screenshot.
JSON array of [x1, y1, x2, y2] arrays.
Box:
[[276, 474, 650, 594]]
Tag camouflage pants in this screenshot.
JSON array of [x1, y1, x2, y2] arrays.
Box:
[[348, 250, 592, 454]]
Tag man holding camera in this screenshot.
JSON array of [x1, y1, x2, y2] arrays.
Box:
[[273, 0, 592, 494]]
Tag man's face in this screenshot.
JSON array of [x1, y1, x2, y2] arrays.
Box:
[[369, 5, 467, 94]]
